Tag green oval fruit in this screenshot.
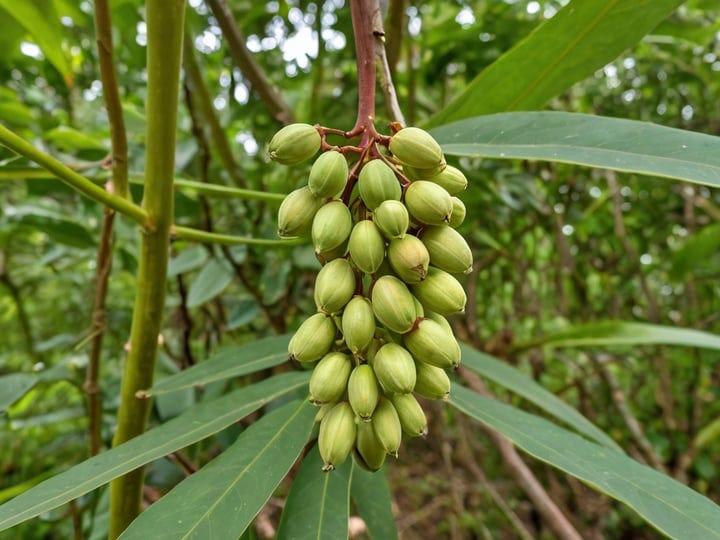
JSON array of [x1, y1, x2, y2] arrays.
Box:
[[358, 159, 402, 210], [348, 220, 386, 274], [372, 396, 402, 457], [425, 164, 467, 195], [401, 163, 447, 181], [373, 343, 416, 394], [319, 402, 357, 471], [314, 258, 356, 314], [423, 309, 452, 334], [288, 313, 337, 362], [414, 360, 451, 400], [348, 364, 380, 421], [354, 421, 386, 472], [342, 296, 376, 355], [389, 127, 445, 170], [268, 123, 321, 165], [308, 150, 348, 198], [373, 200, 409, 239], [388, 235, 430, 284], [404, 181, 453, 226], [448, 197, 466, 228], [390, 393, 428, 437], [411, 267, 466, 315], [371, 275, 418, 334], [315, 239, 348, 264], [277, 186, 324, 238], [420, 226, 473, 274], [309, 352, 353, 404], [312, 200, 352, 253], [404, 318, 460, 369]]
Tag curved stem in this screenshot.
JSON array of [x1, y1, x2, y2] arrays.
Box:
[[173, 178, 285, 203], [108, 1, 186, 537], [172, 225, 305, 247]]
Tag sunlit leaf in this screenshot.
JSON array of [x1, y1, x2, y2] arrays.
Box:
[[432, 112, 720, 188], [450, 384, 720, 539], [119, 400, 316, 539], [277, 445, 353, 540], [0, 372, 309, 532]]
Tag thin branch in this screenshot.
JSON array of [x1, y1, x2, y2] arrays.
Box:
[[171, 225, 304, 247], [173, 178, 285, 202], [206, 0, 293, 125], [458, 367, 584, 540], [377, 37, 406, 126], [384, 0, 405, 75], [0, 124, 148, 226], [108, 1, 186, 536]]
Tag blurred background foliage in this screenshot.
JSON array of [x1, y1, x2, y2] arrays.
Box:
[[1, 0, 719, 538]]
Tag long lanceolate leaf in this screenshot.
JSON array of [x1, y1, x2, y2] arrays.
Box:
[[145, 334, 292, 396], [432, 112, 720, 188], [426, 0, 684, 127], [119, 400, 316, 539], [277, 445, 354, 540], [0, 372, 309, 533], [459, 344, 620, 451], [351, 467, 398, 540], [450, 384, 720, 540]]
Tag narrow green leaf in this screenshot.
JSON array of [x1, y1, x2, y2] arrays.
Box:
[[432, 112, 720, 188], [277, 445, 353, 540], [167, 246, 209, 277], [450, 384, 720, 539], [517, 321, 720, 351], [426, 0, 683, 126], [186, 258, 234, 308], [351, 467, 397, 540], [459, 344, 620, 451], [145, 335, 292, 397], [694, 416, 720, 450], [0, 0, 72, 84], [0, 373, 37, 413], [44, 126, 106, 151], [119, 400, 316, 540], [17, 212, 96, 249], [0, 372, 309, 532]]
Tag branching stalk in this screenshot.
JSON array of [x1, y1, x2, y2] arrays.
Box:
[[172, 225, 304, 247], [108, 1, 186, 537]]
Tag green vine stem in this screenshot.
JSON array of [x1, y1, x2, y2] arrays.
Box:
[[0, 125, 148, 226], [108, 1, 186, 537], [172, 225, 305, 247]]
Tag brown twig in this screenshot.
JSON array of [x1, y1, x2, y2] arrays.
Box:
[[206, 0, 293, 125], [458, 366, 584, 540]]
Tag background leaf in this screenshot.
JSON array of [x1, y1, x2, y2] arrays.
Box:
[[277, 444, 353, 540], [351, 467, 398, 540], [432, 112, 720, 187], [0, 372, 309, 532], [186, 258, 234, 308], [460, 344, 620, 450], [0, 373, 37, 413], [450, 383, 720, 539], [119, 400, 316, 540], [426, 0, 684, 126]]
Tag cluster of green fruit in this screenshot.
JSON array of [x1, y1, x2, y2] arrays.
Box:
[[268, 123, 472, 471]]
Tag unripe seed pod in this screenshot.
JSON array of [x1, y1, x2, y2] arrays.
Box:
[[314, 258, 356, 314], [348, 220, 385, 274], [448, 197, 466, 228], [402, 163, 447, 181], [423, 309, 453, 334], [404, 318, 461, 369], [308, 150, 348, 198], [354, 421, 386, 472], [268, 123, 321, 165], [414, 360, 451, 400], [371, 276, 418, 334], [388, 235, 430, 284], [390, 393, 428, 437], [316, 239, 348, 264], [389, 127, 445, 170], [309, 352, 353, 404], [312, 200, 352, 253], [411, 267, 467, 315], [319, 402, 357, 471], [372, 396, 402, 457], [413, 295, 425, 319], [288, 313, 337, 362], [425, 164, 467, 195], [315, 402, 334, 423], [374, 200, 409, 239], [373, 343, 417, 394], [358, 159, 402, 210], [342, 296, 376, 354], [277, 186, 324, 238], [365, 338, 382, 365], [348, 364, 380, 421], [404, 181, 453, 226], [420, 226, 473, 274]]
